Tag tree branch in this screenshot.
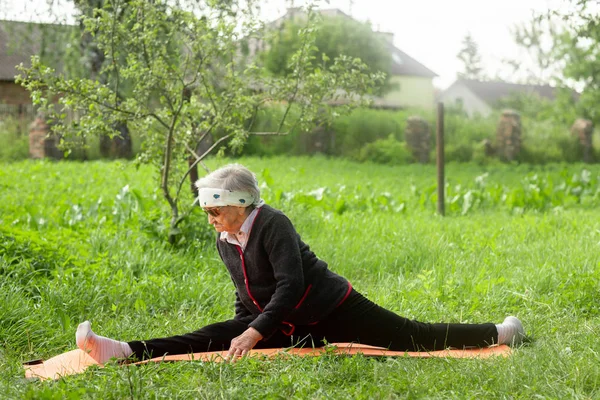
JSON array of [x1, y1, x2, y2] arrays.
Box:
[[250, 131, 289, 136], [184, 142, 210, 173], [175, 132, 233, 204], [160, 86, 187, 230], [46, 77, 171, 131], [109, 0, 121, 105], [276, 10, 314, 133]]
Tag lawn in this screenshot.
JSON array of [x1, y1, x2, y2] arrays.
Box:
[[1, 156, 600, 399]]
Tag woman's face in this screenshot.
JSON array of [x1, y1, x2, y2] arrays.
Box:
[[205, 206, 248, 233]]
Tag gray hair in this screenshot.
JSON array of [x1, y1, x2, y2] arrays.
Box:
[[195, 164, 261, 205]]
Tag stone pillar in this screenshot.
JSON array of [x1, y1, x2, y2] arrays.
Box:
[[570, 118, 594, 163], [29, 115, 61, 159], [405, 116, 431, 163], [496, 110, 521, 161]]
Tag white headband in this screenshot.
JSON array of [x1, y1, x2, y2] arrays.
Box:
[[197, 187, 256, 208]]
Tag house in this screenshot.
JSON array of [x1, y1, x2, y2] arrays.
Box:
[[248, 8, 438, 110], [380, 38, 437, 110], [439, 79, 560, 117], [0, 20, 35, 107], [0, 20, 71, 118]]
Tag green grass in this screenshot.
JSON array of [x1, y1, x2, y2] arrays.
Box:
[[1, 156, 600, 399]]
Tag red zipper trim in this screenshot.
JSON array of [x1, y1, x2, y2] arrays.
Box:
[[281, 322, 295, 336], [300, 282, 352, 328], [294, 284, 312, 309], [335, 281, 353, 308], [280, 284, 313, 336], [234, 207, 264, 312], [236, 245, 263, 312]]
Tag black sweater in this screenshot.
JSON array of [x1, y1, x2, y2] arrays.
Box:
[[216, 205, 351, 338]]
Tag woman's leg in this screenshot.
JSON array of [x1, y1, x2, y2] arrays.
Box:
[[127, 320, 296, 360], [78, 318, 299, 363], [313, 290, 500, 351], [127, 319, 249, 360]]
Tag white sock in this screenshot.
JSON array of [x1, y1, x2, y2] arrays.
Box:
[[495, 316, 525, 345], [76, 321, 133, 363]]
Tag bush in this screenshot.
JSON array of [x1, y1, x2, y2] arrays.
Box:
[[356, 134, 414, 165], [556, 137, 587, 163], [445, 143, 474, 163], [517, 120, 583, 164], [518, 142, 564, 164], [0, 118, 29, 161], [237, 104, 599, 165], [472, 140, 495, 165], [444, 110, 496, 145], [332, 108, 411, 158]]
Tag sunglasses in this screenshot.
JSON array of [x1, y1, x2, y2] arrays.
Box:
[[202, 206, 223, 217]]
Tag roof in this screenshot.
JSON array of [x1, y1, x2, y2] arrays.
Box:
[[451, 79, 559, 104], [275, 8, 437, 79], [388, 45, 436, 78], [0, 20, 73, 81]]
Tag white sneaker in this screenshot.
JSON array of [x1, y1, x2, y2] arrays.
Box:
[[497, 316, 525, 346]]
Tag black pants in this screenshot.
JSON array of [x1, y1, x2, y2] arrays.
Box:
[[128, 290, 498, 360]]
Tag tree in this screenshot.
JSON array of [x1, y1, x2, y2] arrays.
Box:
[[504, 1, 598, 125], [17, 0, 383, 243], [503, 14, 564, 85], [456, 33, 485, 80], [551, 0, 600, 125], [74, 0, 133, 158], [259, 12, 392, 95]]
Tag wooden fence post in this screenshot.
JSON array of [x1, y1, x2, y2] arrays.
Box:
[[436, 102, 445, 216]]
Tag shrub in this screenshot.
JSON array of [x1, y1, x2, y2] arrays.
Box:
[[472, 140, 495, 165], [444, 110, 496, 145], [0, 117, 29, 161], [556, 136, 587, 163], [356, 135, 414, 165], [516, 120, 580, 164], [445, 143, 474, 163], [518, 142, 565, 164], [234, 105, 600, 165], [332, 108, 408, 158]]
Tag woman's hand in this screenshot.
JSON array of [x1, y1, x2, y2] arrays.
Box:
[[227, 327, 263, 362]]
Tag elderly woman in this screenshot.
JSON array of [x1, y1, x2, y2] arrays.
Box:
[[76, 164, 524, 363]]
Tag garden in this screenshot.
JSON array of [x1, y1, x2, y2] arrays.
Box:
[[1, 157, 599, 398]]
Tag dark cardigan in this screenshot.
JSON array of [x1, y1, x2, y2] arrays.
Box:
[[216, 205, 351, 338]]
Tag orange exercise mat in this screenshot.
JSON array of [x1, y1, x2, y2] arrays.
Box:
[[24, 343, 511, 381]]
